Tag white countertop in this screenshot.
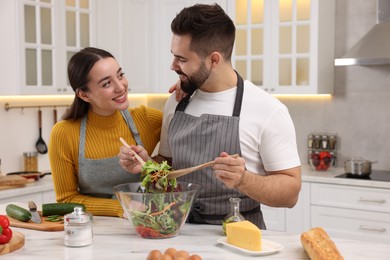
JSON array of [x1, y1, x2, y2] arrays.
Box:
[[1, 166, 389, 202], [0, 175, 54, 200], [301, 165, 390, 189], [1, 214, 389, 260]]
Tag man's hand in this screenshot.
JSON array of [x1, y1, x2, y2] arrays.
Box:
[[213, 152, 246, 188], [118, 144, 149, 174], [169, 80, 187, 101]]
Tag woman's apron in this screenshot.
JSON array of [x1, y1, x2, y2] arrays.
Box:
[[78, 110, 142, 198], [169, 72, 266, 229]]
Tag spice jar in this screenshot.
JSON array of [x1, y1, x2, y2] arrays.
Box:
[[64, 206, 93, 247], [307, 134, 314, 148], [313, 135, 321, 149], [328, 135, 337, 150], [321, 135, 329, 149], [23, 152, 38, 172], [222, 198, 245, 235]]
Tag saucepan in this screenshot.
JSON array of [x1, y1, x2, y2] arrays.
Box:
[[344, 157, 377, 177]]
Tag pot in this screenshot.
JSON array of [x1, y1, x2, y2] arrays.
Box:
[[344, 158, 377, 177]]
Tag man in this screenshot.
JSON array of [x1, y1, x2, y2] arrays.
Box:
[[120, 3, 301, 229]]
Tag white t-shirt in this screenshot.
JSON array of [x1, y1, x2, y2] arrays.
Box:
[[158, 80, 301, 175]]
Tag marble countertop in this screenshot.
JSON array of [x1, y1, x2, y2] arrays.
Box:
[[1, 213, 389, 260]]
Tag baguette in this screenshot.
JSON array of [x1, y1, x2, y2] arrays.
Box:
[[300, 227, 344, 260]]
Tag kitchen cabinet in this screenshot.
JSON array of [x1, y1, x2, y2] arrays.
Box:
[[262, 182, 310, 233], [2, 0, 335, 95], [310, 183, 390, 242], [228, 0, 335, 94], [0, 177, 56, 205], [0, 0, 95, 95]]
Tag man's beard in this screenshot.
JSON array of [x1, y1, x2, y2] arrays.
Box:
[[178, 61, 211, 94]]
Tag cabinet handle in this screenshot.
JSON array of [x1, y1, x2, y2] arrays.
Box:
[[358, 197, 386, 204], [359, 225, 386, 232]]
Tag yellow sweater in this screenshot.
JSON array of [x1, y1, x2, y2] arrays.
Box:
[[48, 106, 162, 217]]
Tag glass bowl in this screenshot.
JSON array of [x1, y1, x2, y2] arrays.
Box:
[[114, 182, 200, 239], [309, 152, 334, 171]]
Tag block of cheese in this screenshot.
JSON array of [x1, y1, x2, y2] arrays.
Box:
[[301, 227, 344, 260], [226, 220, 262, 251]]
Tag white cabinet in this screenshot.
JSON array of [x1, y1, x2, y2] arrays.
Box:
[[0, 0, 19, 95], [310, 183, 390, 242], [0, 190, 55, 205], [0, 0, 95, 95], [228, 0, 335, 94], [262, 182, 310, 232]]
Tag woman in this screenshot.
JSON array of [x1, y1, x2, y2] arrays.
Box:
[[49, 47, 162, 217]]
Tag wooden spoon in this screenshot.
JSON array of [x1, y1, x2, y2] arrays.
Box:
[[119, 137, 146, 166], [167, 160, 215, 179], [167, 154, 239, 179]]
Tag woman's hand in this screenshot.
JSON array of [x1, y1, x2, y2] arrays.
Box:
[[169, 80, 187, 101], [118, 144, 149, 174]]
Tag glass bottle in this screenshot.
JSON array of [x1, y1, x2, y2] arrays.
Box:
[[64, 206, 93, 247], [222, 198, 245, 235]]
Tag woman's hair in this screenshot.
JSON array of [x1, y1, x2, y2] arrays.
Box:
[[62, 47, 115, 120], [171, 4, 235, 60]]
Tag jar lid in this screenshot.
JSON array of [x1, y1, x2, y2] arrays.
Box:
[[65, 207, 92, 223], [23, 151, 38, 157]]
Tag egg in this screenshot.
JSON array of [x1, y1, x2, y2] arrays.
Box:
[[174, 250, 190, 260], [147, 249, 162, 260], [160, 254, 173, 260], [164, 247, 178, 257], [189, 254, 202, 260]]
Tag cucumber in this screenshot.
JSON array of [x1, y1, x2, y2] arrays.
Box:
[[42, 203, 86, 216], [6, 204, 32, 222]]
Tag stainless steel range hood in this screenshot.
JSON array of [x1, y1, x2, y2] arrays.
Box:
[[335, 0, 390, 66]]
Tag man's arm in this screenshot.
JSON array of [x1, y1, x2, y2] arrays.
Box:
[[213, 152, 301, 208]]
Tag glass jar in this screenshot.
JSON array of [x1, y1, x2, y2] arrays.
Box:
[[23, 152, 38, 172], [307, 134, 314, 148], [222, 198, 245, 235], [321, 135, 329, 149], [328, 135, 337, 150], [64, 206, 93, 247], [313, 135, 321, 149]]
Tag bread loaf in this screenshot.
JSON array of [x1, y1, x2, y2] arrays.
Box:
[[300, 227, 344, 260]]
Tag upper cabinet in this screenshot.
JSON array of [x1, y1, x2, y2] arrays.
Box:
[[229, 0, 335, 94], [0, 0, 95, 95], [1, 0, 334, 95]]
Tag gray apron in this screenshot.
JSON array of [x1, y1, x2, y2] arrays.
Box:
[[78, 110, 142, 198], [169, 72, 265, 229]]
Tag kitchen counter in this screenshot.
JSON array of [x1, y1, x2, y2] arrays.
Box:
[[0, 175, 54, 201], [1, 212, 389, 260], [1, 166, 388, 203], [301, 165, 390, 189]]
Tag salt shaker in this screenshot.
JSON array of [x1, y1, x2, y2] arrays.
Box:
[[64, 206, 93, 247]]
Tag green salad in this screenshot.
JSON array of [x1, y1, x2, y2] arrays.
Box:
[[130, 160, 192, 238]]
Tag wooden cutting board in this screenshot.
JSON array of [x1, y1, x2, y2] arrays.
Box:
[[0, 231, 25, 255], [0, 176, 27, 189], [7, 214, 64, 231]]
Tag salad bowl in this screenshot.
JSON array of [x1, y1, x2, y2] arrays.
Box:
[[114, 182, 201, 239]]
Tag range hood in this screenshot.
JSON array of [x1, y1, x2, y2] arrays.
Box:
[[335, 0, 390, 66]]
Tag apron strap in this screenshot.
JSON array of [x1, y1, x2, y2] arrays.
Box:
[[232, 71, 244, 117], [121, 110, 144, 146]]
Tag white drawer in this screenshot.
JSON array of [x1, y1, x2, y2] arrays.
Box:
[[311, 205, 390, 243], [311, 183, 390, 213]]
